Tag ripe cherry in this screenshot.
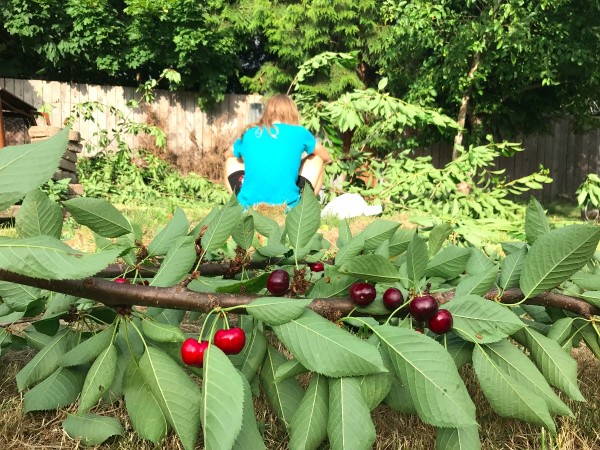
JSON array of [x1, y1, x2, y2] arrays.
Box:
[[428, 309, 453, 335], [349, 282, 377, 306], [113, 277, 129, 284], [382, 287, 404, 311], [409, 295, 438, 322], [214, 327, 246, 355], [267, 269, 290, 296], [181, 338, 209, 367], [309, 261, 325, 272]]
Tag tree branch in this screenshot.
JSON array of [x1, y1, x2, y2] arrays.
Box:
[[0, 269, 598, 320]]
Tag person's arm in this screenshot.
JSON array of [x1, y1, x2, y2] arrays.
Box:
[[312, 142, 331, 164]]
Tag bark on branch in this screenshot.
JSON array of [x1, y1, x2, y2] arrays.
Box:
[[0, 269, 598, 320]]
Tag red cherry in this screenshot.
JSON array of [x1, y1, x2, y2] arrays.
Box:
[[428, 309, 453, 335], [349, 282, 376, 306], [382, 287, 404, 311], [309, 261, 325, 272], [409, 295, 438, 322], [267, 270, 290, 296], [181, 338, 209, 367], [113, 277, 129, 284], [214, 327, 246, 355]]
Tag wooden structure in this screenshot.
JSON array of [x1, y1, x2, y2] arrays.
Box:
[[0, 88, 48, 149], [0, 77, 598, 203]]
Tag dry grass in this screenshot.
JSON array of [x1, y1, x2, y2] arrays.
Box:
[[1, 345, 598, 449]]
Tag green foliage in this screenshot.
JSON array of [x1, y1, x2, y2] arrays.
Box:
[[78, 148, 228, 208], [1, 130, 600, 450]]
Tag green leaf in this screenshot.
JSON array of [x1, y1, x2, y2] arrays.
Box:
[[425, 246, 470, 279], [465, 248, 495, 274], [0, 236, 121, 280], [454, 264, 498, 297], [357, 219, 399, 251], [230, 326, 267, 382], [384, 377, 416, 414], [406, 234, 428, 289], [327, 377, 376, 450], [123, 359, 168, 445], [525, 197, 550, 245], [15, 189, 62, 238], [520, 225, 600, 299], [16, 329, 71, 391], [142, 319, 186, 343], [60, 323, 116, 367], [231, 376, 265, 450], [436, 426, 481, 450], [63, 413, 123, 446], [336, 219, 352, 248], [308, 267, 355, 298], [358, 371, 391, 411], [188, 276, 238, 294], [150, 235, 196, 287], [546, 317, 575, 346], [232, 215, 255, 250], [23, 327, 54, 350], [286, 188, 321, 250], [472, 342, 556, 433], [259, 345, 304, 428], [339, 254, 400, 282], [246, 297, 313, 325], [0, 126, 69, 211], [389, 229, 415, 256], [444, 295, 524, 343], [148, 208, 189, 256], [428, 223, 453, 256], [570, 270, 600, 291], [513, 327, 585, 401], [201, 201, 243, 252], [273, 309, 386, 377], [201, 344, 244, 450], [445, 332, 474, 369], [79, 345, 118, 413], [482, 339, 572, 417], [274, 359, 307, 383], [139, 347, 201, 450], [248, 207, 280, 237], [63, 197, 132, 238], [23, 367, 85, 413], [0, 281, 43, 312], [373, 325, 476, 428], [215, 272, 269, 294], [578, 290, 600, 308], [289, 374, 328, 450], [499, 246, 527, 290], [334, 234, 365, 266]]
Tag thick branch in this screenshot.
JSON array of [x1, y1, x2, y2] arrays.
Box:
[[0, 269, 598, 320], [452, 52, 481, 159]]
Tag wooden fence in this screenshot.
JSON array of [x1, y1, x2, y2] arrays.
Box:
[[1, 77, 599, 203]]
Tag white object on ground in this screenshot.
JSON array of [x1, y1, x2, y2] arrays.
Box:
[[321, 193, 383, 219]]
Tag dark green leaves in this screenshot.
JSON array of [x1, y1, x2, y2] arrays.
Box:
[[286, 188, 321, 250], [246, 297, 313, 325], [0, 126, 69, 211], [273, 310, 386, 377], [520, 225, 600, 299], [15, 189, 62, 238], [63, 197, 133, 238]]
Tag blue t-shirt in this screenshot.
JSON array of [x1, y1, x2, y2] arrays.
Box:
[[233, 123, 316, 208]]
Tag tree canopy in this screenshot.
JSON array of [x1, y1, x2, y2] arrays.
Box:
[[1, 0, 599, 137]]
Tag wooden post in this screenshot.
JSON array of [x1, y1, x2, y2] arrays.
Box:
[[0, 97, 5, 149]]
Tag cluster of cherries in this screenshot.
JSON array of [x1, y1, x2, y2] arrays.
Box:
[[349, 282, 453, 335], [181, 327, 246, 368]]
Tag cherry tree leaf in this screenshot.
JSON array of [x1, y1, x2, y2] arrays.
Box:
[[23, 367, 85, 413], [63, 413, 123, 446], [63, 197, 133, 238], [201, 345, 244, 450], [15, 189, 62, 238], [286, 188, 321, 250], [79, 345, 118, 413]]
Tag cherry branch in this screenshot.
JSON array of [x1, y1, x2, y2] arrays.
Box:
[[0, 269, 598, 320]]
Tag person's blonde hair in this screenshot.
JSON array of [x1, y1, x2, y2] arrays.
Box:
[[239, 94, 300, 140]]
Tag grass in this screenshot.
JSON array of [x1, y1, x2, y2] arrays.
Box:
[[0, 199, 599, 449]]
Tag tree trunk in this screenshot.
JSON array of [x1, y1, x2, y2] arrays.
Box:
[[452, 52, 481, 160]]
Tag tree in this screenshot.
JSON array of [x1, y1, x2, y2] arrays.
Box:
[[0, 119, 599, 449], [0, 0, 249, 105]]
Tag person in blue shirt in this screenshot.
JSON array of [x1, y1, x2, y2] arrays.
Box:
[[224, 94, 331, 209]]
